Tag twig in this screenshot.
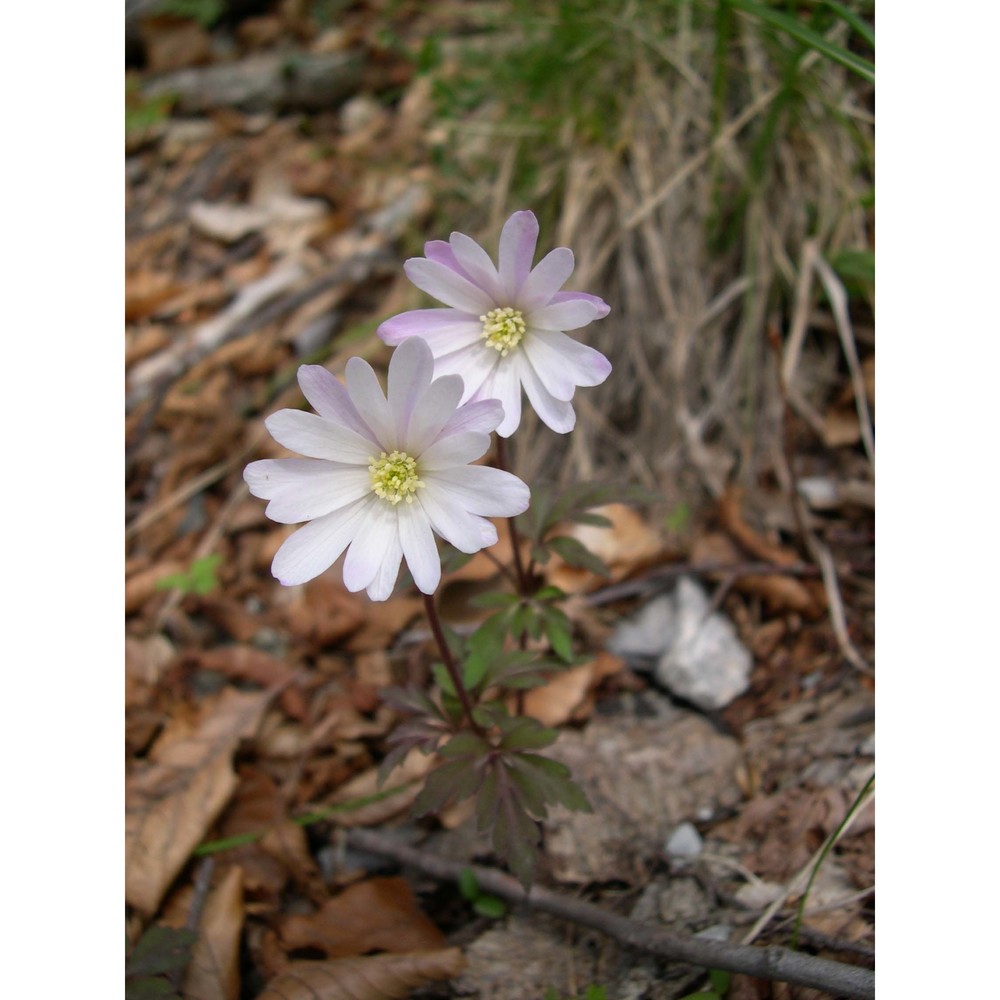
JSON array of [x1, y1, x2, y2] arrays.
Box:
[[769, 329, 874, 676], [166, 857, 215, 993], [346, 828, 874, 999]]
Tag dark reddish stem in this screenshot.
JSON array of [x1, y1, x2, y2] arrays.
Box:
[[422, 593, 486, 737]]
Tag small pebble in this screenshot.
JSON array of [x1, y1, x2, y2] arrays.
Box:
[[665, 821, 703, 858]]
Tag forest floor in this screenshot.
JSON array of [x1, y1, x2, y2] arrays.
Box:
[[126, 3, 875, 998]]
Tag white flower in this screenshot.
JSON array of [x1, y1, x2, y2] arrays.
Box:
[[377, 210, 611, 437], [244, 337, 530, 599]]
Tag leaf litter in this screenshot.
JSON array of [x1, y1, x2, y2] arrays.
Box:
[[126, 2, 874, 996]]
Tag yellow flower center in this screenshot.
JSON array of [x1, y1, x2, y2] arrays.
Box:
[[368, 450, 424, 505], [480, 306, 526, 356]]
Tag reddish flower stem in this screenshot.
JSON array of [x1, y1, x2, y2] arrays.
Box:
[[422, 593, 486, 737], [494, 436, 531, 596]]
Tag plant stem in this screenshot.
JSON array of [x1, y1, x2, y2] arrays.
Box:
[[495, 436, 530, 596], [423, 593, 486, 737]]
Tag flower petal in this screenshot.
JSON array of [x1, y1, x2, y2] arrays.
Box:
[[388, 336, 434, 441], [424, 239, 472, 281], [498, 210, 539, 300], [523, 328, 611, 398], [424, 465, 530, 518], [529, 297, 604, 332], [435, 398, 504, 440], [397, 502, 441, 594], [271, 496, 373, 586], [244, 459, 372, 524], [265, 409, 378, 464], [518, 247, 575, 310], [377, 309, 482, 351], [404, 373, 465, 455], [343, 501, 400, 594], [345, 356, 395, 450], [433, 341, 501, 403], [549, 289, 611, 318], [474, 360, 522, 438], [296, 366, 376, 442], [366, 527, 404, 602], [449, 232, 503, 301], [518, 353, 577, 433], [418, 485, 498, 553], [419, 430, 492, 471], [404, 258, 496, 314]]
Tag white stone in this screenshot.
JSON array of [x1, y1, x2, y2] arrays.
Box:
[[665, 821, 704, 858]]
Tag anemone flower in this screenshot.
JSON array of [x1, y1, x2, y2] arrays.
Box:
[[377, 210, 611, 437], [244, 337, 529, 599]]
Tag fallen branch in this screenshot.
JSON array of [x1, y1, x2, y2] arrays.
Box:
[[346, 829, 875, 1000]]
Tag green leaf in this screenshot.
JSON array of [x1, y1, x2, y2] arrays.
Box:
[[497, 717, 559, 751], [568, 511, 613, 528], [457, 867, 480, 902], [470, 592, 521, 610], [709, 968, 732, 994], [473, 894, 507, 919], [126, 926, 197, 979], [545, 536, 610, 578], [154, 554, 222, 596], [539, 605, 575, 662], [438, 731, 490, 760], [413, 758, 482, 816], [509, 753, 592, 813], [583, 987, 609, 1000], [532, 586, 567, 602], [727, 0, 875, 82], [125, 978, 182, 1000], [819, 0, 875, 48]]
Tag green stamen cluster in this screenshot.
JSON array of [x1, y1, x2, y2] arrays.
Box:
[[480, 306, 526, 356], [369, 450, 424, 505]]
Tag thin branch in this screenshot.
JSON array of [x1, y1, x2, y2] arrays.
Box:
[[346, 828, 874, 1000]]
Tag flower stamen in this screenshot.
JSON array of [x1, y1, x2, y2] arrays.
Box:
[[369, 450, 424, 505], [480, 306, 526, 356]]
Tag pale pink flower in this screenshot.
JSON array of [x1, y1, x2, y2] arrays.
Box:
[[377, 210, 611, 437], [244, 337, 529, 599]]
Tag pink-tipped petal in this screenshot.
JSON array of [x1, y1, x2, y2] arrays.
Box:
[[397, 502, 441, 594], [549, 289, 611, 318], [449, 232, 503, 301], [423, 239, 472, 281], [345, 356, 395, 451], [296, 366, 376, 441], [404, 258, 495, 314], [528, 297, 603, 332], [517, 247, 575, 310], [271, 497, 372, 586], [377, 309, 482, 350], [498, 210, 539, 300], [387, 337, 435, 440], [265, 409, 377, 465], [245, 459, 371, 524]]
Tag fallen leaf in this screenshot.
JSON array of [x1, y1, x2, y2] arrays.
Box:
[[280, 878, 446, 958], [521, 652, 624, 727], [184, 866, 244, 1000], [327, 749, 434, 827], [126, 688, 272, 916], [545, 503, 663, 594], [126, 270, 187, 323], [256, 948, 465, 1000]]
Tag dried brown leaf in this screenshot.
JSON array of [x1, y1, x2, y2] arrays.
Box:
[[280, 878, 446, 958], [184, 866, 244, 1000], [546, 503, 663, 594], [327, 749, 434, 828], [255, 948, 465, 1000], [126, 688, 271, 916]]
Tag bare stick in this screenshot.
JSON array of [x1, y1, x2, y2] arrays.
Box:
[[346, 829, 874, 1000]]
